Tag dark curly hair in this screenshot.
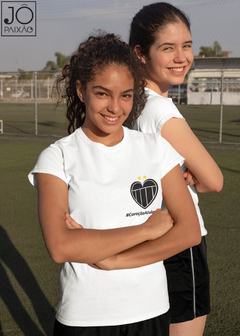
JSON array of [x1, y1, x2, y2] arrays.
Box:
[[55, 32, 147, 134]]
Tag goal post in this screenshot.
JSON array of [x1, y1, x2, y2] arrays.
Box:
[[0, 120, 3, 134]]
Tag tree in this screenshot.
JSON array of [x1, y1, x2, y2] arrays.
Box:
[[55, 52, 70, 69], [17, 68, 33, 80], [198, 41, 231, 57], [39, 52, 70, 79], [198, 46, 215, 57], [43, 52, 70, 71], [44, 60, 58, 71]]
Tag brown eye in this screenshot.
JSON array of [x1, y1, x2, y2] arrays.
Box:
[[122, 94, 133, 99], [163, 46, 173, 51], [96, 92, 107, 97]]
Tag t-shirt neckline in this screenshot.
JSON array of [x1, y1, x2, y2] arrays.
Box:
[[145, 87, 173, 102], [78, 126, 128, 151]]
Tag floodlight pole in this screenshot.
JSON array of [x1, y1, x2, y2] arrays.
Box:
[[219, 69, 224, 143], [34, 71, 38, 135], [0, 79, 3, 99]]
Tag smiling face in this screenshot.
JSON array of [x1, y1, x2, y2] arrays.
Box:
[[142, 21, 194, 97], [77, 64, 134, 146]]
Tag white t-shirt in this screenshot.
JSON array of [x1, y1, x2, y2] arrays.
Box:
[[28, 126, 184, 327], [134, 88, 207, 236]]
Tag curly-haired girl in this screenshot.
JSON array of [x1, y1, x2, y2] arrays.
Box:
[[29, 32, 200, 336]]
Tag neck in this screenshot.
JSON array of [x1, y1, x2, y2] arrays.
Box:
[[145, 79, 169, 98], [81, 125, 124, 147]]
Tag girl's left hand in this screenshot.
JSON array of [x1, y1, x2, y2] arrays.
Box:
[[183, 169, 198, 186], [89, 255, 116, 271], [64, 214, 112, 269], [65, 212, 83, 229]]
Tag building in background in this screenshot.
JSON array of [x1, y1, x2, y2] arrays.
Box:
[[187, 57, 240, 105]]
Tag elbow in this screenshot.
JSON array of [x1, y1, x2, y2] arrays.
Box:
[[211, 173, 224, 193], [186, 232, 201, 249], [51, 256, 64, 264], [213, 185, 223, 193], [192, 230, 202, 246], [194, 220, 202, 245], [52, 254, 66, 264], [47, 240, 73, 264], [47, 239, 90, 264], [192, 221, 202, 246], [187, 223, 202, 247], [214, 177, 224, 193], [202, 175, 224, 193], [49, 247, 67, 264]]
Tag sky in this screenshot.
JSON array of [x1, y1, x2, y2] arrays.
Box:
[[0, 0, 240, 72]]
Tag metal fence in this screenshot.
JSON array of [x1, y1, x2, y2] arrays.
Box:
[[0, 72, 57, 103], [0, 70, 239, 144], [0, 1, 240, 144]]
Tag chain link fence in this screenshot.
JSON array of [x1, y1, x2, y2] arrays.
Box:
[[0, 69, 239, 143], [0, 71, 57, 103], [0, 1, 239, 143]]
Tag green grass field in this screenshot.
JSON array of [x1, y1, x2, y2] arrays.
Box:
[[0, 103, 239, 143], [0, 103, 239, 335], [0, 103, 67, 137], [179, 105, 240, 144]]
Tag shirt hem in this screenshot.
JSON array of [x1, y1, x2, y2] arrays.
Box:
[[55, 305, 170, 327]]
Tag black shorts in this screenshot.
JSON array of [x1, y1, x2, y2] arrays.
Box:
[[53, 311, 170, 336], [164, 236, 210, 323]]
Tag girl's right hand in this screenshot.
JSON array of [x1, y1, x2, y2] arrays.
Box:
[[144, 209, 173, 240], [65, 212, 83, 229], [183, 169, 198, 186]]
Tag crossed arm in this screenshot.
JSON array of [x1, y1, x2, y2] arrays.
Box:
[[161, 118, 223, 193], [36, 163, 201, 269], [36, 173, 174, 264]]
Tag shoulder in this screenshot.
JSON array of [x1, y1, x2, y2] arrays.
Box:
[[126, 128, 184, 172], [54, 129, 80, 147], [38, 129, 81, 163], [145, 88, 181, 116], [28, 131, 80, 187], [126, 127, 169, 147], [134, 89, 184, 134]]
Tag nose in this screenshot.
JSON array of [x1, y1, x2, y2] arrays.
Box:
[[174, 48, 187, 63], [107, 98, 121, 114]]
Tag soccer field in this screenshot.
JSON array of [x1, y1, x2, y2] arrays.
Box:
[[0, 103, 239, 144], [0, 112, 239, 335], [0, 103, 67, 137], [179, 105, 240, 144]]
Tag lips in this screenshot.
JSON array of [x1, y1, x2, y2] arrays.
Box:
[[104, 115, 119, 121], [101, 114, 121, 124], [168, 67, 185, 72]]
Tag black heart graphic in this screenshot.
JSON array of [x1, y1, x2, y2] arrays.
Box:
[[130, 179, 158, 209]]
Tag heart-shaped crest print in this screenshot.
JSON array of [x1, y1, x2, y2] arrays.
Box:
[[130, 179, 158, 209]]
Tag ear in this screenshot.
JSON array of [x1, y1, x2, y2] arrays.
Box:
[[134, 45, 146, 64], [76, 80, 85, 102]]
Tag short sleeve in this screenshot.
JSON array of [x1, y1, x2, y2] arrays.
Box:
[[28, 145, 70, 188], [135, 89, 184, 134]]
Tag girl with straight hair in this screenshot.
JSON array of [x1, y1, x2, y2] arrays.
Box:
[[128, 2, 223, 336]]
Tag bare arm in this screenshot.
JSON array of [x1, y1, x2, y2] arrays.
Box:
[[93, 164, 201, 270], [161, 118, 223, 193], [36, 173, 173, 264]]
